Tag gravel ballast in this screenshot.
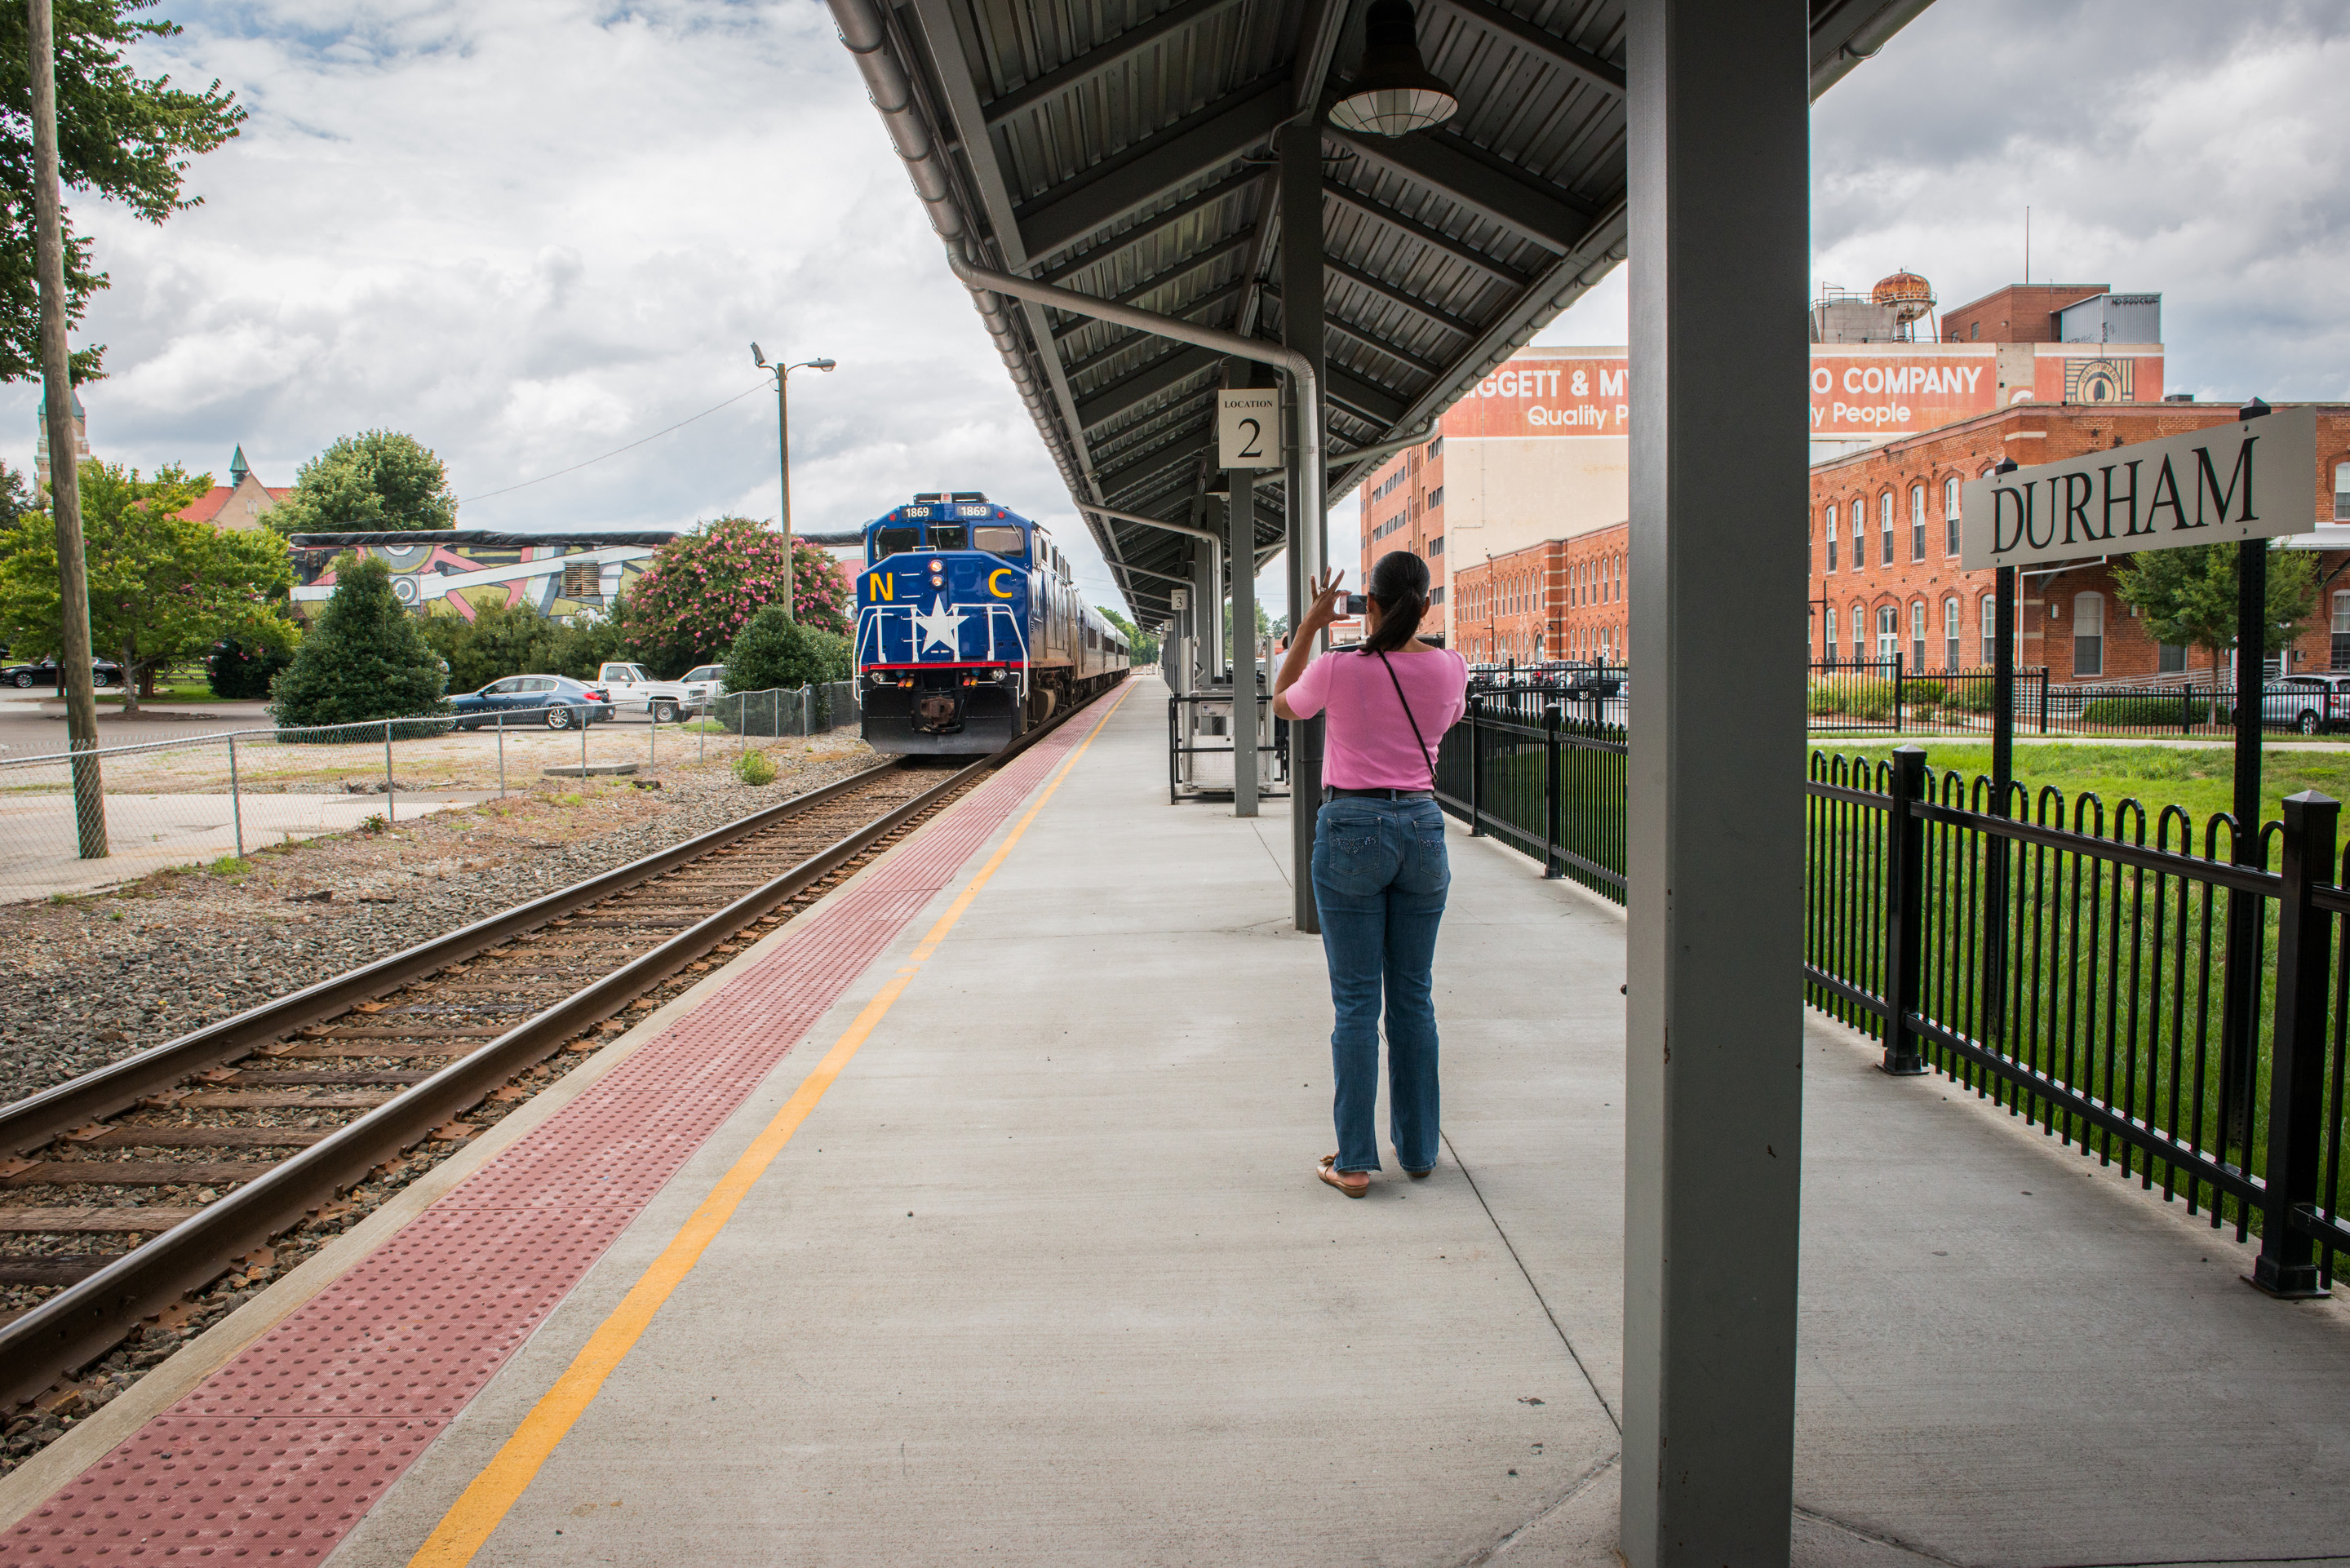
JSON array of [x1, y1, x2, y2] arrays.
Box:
[[0, 734, 889, 1109]]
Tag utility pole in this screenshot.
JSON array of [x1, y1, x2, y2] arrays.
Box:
[[30, 0, 104, 859], [751, 344, 836, 624]]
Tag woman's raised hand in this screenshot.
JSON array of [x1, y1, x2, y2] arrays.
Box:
[[1304, 568, 1347, 630]]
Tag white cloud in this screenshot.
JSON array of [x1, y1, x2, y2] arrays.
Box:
[[29, 0, 2349, 637]]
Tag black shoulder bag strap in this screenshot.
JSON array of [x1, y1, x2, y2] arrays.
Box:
[[1375, 650, 1439, 793]]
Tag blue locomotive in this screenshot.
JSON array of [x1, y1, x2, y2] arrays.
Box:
[[854, 492, 1129, 754]]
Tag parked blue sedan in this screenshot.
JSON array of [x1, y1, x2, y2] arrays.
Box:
[[449, 674, 615, 730]]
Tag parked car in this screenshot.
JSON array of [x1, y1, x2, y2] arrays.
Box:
[[595, 662, 703, 723], [2, 656, 124, 689], [449, 674, 614, 730], [2263, 674, 2350, 734]]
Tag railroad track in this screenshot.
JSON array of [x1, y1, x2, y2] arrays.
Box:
[[0, 694, 1098, 1415]]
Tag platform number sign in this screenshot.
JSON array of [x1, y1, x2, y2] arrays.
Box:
[[1217, 390, 1284, 470]]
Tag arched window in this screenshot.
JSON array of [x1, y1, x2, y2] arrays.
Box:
[[1910, 600, 1927, 671], [1980, 593, 1998, 667], [1823, 606, 1838, 666], [1910, 485, 1927, 562], [1879, 491, 1896, 567], [1943, 596, 1961, 671], [2336, 461, 2350, 522], [1851, 499, 1865, 570], [2073, 592, 2104, 677], [2333, 591, 2350, 669], [1825, 507, 1838, 573], [1851, 600, 1865, 662], [1944, 476, 1962, 555]]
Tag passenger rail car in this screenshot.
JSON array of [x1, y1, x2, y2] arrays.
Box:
[[855, 492, 1129, 754]]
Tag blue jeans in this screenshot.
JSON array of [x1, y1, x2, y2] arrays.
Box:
[[1311, 796, 1449, 1173]]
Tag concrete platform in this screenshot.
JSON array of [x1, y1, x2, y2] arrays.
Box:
[[7, 672, 2348, 1566]]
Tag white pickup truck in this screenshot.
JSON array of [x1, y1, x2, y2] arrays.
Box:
[[596, 662, 708, 724]]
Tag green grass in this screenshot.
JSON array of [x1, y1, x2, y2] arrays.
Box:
[[1827, 742, 2350, 829], [207, 855, 253, 876], [94, 682, 218, 705]]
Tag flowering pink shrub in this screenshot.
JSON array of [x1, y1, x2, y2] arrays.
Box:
[[614, 516, 853, 675]]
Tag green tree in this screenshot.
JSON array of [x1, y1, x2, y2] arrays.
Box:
[[1097, 605, 1158, 664], [2111, 543, 2317, 676], [419, 600, 556, 694], [613, 516, 852, 676], [206, 622, 297, 698], [266, 430, 457, 534], [268, 553, 448, 728], [0, 3, 244, 385], [0, 460, 291, 711], [724, 605, 849, 695]]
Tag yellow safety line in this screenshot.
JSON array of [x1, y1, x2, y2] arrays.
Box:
[[409, 684, 1133, 1568]]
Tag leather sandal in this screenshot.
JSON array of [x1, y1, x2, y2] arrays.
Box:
[[1317, 1154, 1369, 1198]]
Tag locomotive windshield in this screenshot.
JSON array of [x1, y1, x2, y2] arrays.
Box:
[[929, 525, 969, 550], [973, 525, 1025, 559], [875, 526, 920, 556]]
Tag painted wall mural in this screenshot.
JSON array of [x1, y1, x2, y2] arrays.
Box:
[[286, 531, 678, 622]]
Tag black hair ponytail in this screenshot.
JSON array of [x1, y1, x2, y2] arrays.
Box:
[[1359, 549, 1431, 654]]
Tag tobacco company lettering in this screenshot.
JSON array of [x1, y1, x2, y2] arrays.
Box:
[[1959, 407, 2318, 572]]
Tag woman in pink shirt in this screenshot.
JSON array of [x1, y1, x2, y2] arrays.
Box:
[[1273, 551, 1469, 1198]]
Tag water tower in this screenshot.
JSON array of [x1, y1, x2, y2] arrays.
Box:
[[1870, 270, 1936, 341]]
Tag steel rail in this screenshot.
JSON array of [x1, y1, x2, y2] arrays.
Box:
[[0, 689, 1105, 1405], [0, 760, 903, 1159]]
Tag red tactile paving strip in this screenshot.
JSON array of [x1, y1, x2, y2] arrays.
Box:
[[9, 715, 1102, 1561]]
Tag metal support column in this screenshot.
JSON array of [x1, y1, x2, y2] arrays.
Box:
[[1280, 117, 1328, 932], [2221, 535, 2270, 1158], [1226, 474, 1257, 816], [1621, 5, 1807, 1564]]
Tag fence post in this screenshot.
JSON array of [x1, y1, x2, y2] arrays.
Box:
[[1466, 693, 1484, 836], [1880, 744, 1930, 1075], [2037, 670, 2050, 735], [497, 717, 506, 800], [1892, 650, 1904, 734], [228, 732, 243, 859], [2252, 790, 2337, 1296], [1542, 703, 1563, 878], [384, 719, 395, 823], [2184, 684, 2194, 738]]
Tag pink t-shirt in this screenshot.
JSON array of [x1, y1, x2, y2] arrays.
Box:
[[1284, 646, 1469, 790]]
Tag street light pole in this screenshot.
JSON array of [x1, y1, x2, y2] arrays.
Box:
[[750, 343, 836, 623]]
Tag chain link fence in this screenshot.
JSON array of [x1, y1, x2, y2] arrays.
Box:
[[704, 683, 858, 740]]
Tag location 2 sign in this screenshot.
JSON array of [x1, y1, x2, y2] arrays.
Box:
[[1960, 407, 2317, 572]]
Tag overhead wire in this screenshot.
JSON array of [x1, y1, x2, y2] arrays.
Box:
[[458, 381, 772, 506]]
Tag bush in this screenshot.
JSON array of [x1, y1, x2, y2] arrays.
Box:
[[1940, 680, 1998, 714], [2081, 693, 2212, 727], [725, 606, 850, 697], [614, 517, 854, 675], [734, 748, 776, 786], [1807, 677, 1894, 722], [1903, 679, 1944, 706], [269, 554, 450, 728], [208, 634, 296, 699]]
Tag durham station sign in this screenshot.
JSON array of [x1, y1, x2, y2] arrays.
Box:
[[1960, 407, 2319, 572]]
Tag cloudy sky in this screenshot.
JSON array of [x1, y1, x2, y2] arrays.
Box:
[[15, 0, 2348, 619]]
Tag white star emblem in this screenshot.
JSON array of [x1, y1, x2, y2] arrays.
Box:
[[914, 596, 964, 653]]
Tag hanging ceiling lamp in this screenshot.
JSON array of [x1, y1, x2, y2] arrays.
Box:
[[1328, 0, 1458, 137]]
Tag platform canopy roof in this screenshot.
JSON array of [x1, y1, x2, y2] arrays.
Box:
[[836, 0, 1933, 621]]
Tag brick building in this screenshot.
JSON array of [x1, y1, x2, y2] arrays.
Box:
[[1451, 529, 1627, 665], [1809, 401, 2350, 683]]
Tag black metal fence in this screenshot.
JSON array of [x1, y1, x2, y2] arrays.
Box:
[[1810, 658, 2350, 739], [1808, 658, 2051, 734], [1434, 688, 1626, 901], [1806, 746, 2350, 1293]]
